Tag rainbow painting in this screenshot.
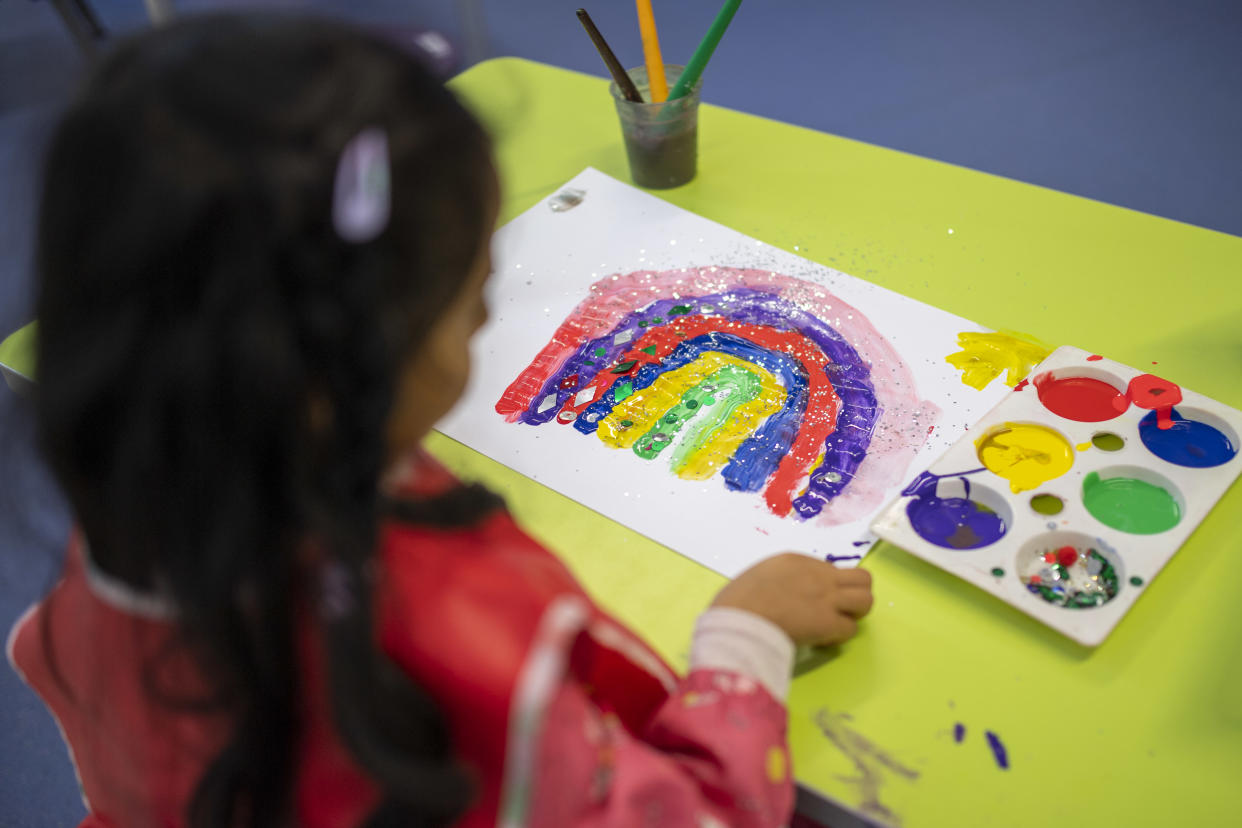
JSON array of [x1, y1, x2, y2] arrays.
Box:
[[496, 265, 942, 525], [438, 168, 1012, 576]]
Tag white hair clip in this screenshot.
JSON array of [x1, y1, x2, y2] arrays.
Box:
[[332, 127, 391, 243]]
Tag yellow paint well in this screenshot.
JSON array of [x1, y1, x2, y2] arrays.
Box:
[[976, 422, 1075, 493]]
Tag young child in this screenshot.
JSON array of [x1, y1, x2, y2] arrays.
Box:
[[8, 15, 873, 828]]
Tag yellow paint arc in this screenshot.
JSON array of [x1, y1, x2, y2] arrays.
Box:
[[976, 422, 1075, 493]]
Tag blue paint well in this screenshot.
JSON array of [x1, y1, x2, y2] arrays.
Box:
[[1139, 407, 1236, 468]]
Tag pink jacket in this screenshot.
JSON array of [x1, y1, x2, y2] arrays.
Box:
[[9, 454, 794, 827]]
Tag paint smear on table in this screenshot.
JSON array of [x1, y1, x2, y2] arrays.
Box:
[[497, 267, 941, 524], [945, 331, 1052, 390], [985, 730, 1009, 770]]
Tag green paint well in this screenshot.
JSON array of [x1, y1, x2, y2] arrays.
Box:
[[1082, 472, 1181, 534], [1030, 494, 1064, 515]]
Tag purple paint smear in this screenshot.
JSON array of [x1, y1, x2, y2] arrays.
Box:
[[825, 554, 863, 564], [985, 730, 1009, 769], [953, 723, 966, 743]]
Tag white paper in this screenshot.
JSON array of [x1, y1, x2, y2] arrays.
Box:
[[438, 168, 1010, 578]]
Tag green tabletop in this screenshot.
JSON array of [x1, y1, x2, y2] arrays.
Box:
[[436, 59, 1242, 826], [4, 56, 1238, 827]]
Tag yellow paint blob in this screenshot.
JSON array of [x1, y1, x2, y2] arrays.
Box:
[[976, 422, 1075, 493], [1076, 442, 1092, 451], [596, 353, 784, 484], [945, 331, 1052, 390], [765, 746, 787, 784]]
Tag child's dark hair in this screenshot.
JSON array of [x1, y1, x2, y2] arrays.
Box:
[[34, 14, 496, 828]]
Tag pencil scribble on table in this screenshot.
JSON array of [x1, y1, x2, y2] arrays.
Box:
[[813, 708, 920, 826], [496, 267, 941, 524]]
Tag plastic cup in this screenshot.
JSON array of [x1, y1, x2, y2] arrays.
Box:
[[610, 64, 702, 189]]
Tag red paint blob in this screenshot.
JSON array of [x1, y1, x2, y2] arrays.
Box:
[[1126, 374, 1183, 430], [1056, 546, 1079, 568], [1043, 552, 1056, 564], [1013, 378, 1030, 392], [1086, 355, 1103, 361], [1035, 374, 1128, 422]]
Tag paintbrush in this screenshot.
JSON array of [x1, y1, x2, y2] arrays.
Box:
[[577, 8, 644, 103], [635, 0, 669, 102], [667, 0, 744, 100]]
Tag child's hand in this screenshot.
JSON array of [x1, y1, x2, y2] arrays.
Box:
[[712, 553, 874, 647]]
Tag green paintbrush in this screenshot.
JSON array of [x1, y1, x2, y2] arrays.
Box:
[[666, 0, 743, 100]]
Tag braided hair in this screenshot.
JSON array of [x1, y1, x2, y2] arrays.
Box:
[[34, 14, 496, 827]]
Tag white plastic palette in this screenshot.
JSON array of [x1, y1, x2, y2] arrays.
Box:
[[871, 345, 1242, 646]]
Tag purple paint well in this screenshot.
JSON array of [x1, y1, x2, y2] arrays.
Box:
[[985, 730, 1009, 769], [903, 469, 1006, 549]]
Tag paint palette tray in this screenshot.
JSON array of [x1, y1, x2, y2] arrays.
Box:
[[870, 345, 1242, 646]]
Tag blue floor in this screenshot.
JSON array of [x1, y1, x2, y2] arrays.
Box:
[[2, 1, 1239, 824]]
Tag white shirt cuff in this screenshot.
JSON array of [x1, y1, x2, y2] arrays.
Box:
[[689, 607, 796, 701]]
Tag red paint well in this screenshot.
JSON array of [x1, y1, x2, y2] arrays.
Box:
[[1035, 374, 1128, 422]]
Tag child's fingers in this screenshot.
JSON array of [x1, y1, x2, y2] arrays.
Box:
[[833, 567, 872, 588], [820, 612, 858, 645], [835, 585, 875, 619]]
